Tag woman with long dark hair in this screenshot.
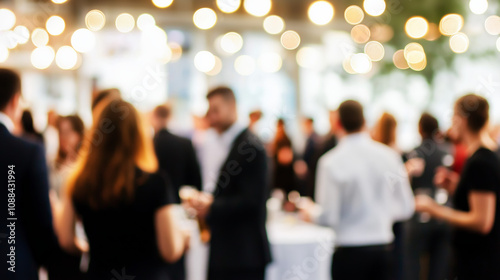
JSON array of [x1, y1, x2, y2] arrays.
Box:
[[54, 99, 189, 280], [416, 94, 500, 279]]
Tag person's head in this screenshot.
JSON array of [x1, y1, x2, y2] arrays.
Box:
[[452, 94, 489, 142], [68, 100, 157, 209], [206, 86, 237, 133], [338, 100, 365, 134], [419, 113, 439, 140], [0, 68, 21, 121], [151, 104, 171, 133], [249, 110, 262, 125], [328, 110, 339, 133], [302, 117, 314, 135], [372, 112, 397, 146], [91, 88, 121, 112], [57, 115, 85, 163], [21, 110, 36, 134]]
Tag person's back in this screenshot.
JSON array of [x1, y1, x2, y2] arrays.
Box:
[[318, 133, 414, 245], [74, 170, 173, 279], [0, 68, 61, 280], [314, 100, 414, 280]]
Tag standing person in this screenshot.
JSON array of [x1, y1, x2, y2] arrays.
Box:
[[404, 113, 451, 280], [0, 68, 60, 279], [48, 115, 86, 280], [20, 110, 44, 144], [152, 104, 202, 202], [415, 94, 500, 280], [54, 99, 189, 280], [50, 115, 85, 196], [314, 100, 415, 280], [189, 86, 272, 280], [271, 118, 300, 195], [151, 104, 202, 280]]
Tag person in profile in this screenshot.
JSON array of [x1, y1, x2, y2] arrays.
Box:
[[54, 99, 189, 280], [151, 104, 202, 280], [416, 94, 500, 279], [188, 86, 272, 280], [0, 68, 61, 279], [312, 100, 415, 280]]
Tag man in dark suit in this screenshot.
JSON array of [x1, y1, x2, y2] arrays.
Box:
[[152, 104, 202, 203], [190, 86, 272, 280], [0, 68, 60, 279], [151, 104, 202, 280]]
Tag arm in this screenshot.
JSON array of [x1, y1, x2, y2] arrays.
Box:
[[23, 144, 61, 264], [53, 193, 84, 254], [155, 205, 188, 263], [416, 191, 496, 234], [390, 158, 415, 221], [206, 147, 268, 224], [185, 140, 203, 191], [314, 157, 341, 227]]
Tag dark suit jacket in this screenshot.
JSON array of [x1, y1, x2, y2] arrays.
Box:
[[153, 129, 202, 203], [206, 128, 272, 271], [0, 123, 60, 280]]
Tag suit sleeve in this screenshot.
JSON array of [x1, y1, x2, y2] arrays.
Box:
[[184, 140, 203, 191], [206, 145, 268, 225], [23, 144, 60, 266]]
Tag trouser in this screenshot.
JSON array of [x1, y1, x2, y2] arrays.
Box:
[[331, 244, 393, 280], [404, 217, 452, 280], [208, 267, 266, 280]]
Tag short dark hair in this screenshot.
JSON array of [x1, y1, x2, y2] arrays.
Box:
[[0, 68, 21, 110], [455, 94, 489, 133], [206, 86, 236, 102], [91, 88, 121, 111], [419, 112, 439, 139], [153, 104, 171, 119], [338, 100, 364, 133]]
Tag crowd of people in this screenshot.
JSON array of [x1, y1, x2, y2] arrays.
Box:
[[1, 66, 499, 280]]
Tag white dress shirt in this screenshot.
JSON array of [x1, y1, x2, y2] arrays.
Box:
[[0, 112, 14, 133], [315, 132, 415, 247], [199, 122, 246, 193]]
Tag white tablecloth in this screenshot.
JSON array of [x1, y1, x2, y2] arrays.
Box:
[[185, 214, 335, 280]]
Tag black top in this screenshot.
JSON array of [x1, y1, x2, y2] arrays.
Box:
[[0, 123, 63, 280], [408, 139, 449, 194], [206, 128, 272, 270], [153, 128, 202, 203], [73, 170, 174, 279], [453, 147, 500, 252]]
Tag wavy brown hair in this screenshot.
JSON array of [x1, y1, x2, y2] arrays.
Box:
[[66, 99, 157, 209]]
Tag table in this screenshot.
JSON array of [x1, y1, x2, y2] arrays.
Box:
[[184, 213, 335, 280]]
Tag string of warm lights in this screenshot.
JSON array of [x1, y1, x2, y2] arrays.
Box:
[[0, 0, 499, 76]]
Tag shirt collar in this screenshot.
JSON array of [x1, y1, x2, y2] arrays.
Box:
[[218, 122, 245, 147], [340, 131, 371, 143], [0, 112, 14, 133]]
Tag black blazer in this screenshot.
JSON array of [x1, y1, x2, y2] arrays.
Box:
[[206, 128, 272, 270], [153, 129, 202, 203], [0, 123, 60, 280]]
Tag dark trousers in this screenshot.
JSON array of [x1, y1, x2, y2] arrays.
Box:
[[404, 217, 451, 280], [208, 267, 265, 280], [332, 244, 392, 280]]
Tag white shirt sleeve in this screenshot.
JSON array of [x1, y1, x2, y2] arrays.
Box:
[[315, 156, 342, 228], [388, 157, 415, 221]]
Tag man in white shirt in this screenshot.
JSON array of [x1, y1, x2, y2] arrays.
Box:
[[314, 100, 414, 280]]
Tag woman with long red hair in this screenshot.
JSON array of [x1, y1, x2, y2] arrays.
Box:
[[54, 99, 189, 280]]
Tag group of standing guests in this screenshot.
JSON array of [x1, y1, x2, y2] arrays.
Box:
[[1, 64, 499, 280]]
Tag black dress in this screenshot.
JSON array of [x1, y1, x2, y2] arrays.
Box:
[[73, 170, 174, 280], [452, 147, 500, 279]]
